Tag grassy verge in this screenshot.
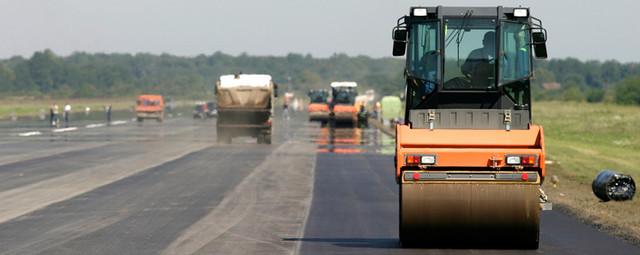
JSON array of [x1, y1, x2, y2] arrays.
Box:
[[0, 98, 135, 120], [534, 101, 640, 243], [0, 97, 198, 120]]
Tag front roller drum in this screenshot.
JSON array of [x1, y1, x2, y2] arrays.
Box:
[[400, 183, 540, 248]]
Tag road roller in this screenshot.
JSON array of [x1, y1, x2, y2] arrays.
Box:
[[329, 81, 358, 126], [307, 89, 331, 124], [391, 6, 551, 248]]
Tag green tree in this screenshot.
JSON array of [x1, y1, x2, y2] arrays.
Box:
[[585, 88, 605, 103], [28, 49, 63, 93], [562, 85, 585, 102], [615, 77, 640, 105]]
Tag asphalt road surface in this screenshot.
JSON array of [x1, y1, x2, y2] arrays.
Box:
[[0, 112, 638, 255]]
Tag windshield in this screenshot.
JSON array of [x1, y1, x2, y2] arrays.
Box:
[[443, 18, 497, 90], [309, 91, 328, 103], [406, 21, 439, 108], [501, 21, 532, 83], [501, 21, 532, 107], [407, 21, 439, 82], [138, 99, 160, 106], [333, 88, 356, 105]]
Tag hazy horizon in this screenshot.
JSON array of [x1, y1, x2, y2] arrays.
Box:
[[1, 0, 638, 63]]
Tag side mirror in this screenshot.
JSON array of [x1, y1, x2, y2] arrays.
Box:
[[532, 32, 548, 59], [392, 29, 407, 56]]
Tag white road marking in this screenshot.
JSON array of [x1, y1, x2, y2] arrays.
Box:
[[111, 120, 128, 125], [86, 123, 106, 128], [545, 160, 554, 165], [18, 131, 42, 137], [52, 127, 78, 133]]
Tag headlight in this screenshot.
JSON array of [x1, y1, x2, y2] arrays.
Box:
[[412, 8, 427, 17], [506, 156, 521, 165], [505, 155, 537, 166], [421, 155, 436, 164], [513, 8, 528, 17], [406, 154, 436, 165]]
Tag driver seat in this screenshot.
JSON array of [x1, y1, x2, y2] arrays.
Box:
[[470, 60, 495, 89]]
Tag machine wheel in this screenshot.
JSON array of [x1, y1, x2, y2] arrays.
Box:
[[217, 129, 231, 144], [523, 239, 540, 250], [256, 130, 271, 144], [399, 182, 540, 248], [263, 132, 272, 144], [398, 184, 418, 248]]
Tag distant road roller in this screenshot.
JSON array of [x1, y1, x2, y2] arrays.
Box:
[[329, 81, 358, 126], [307, 89, 330, 124], [391, 6, 550, 248]]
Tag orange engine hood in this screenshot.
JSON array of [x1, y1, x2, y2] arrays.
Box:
[[397, 124, 542, 148], [333, 104, 357, 113], [395, 124, 546, 179], [308, 103, 329, 112]]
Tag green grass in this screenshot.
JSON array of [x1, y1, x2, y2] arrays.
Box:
[[0, 98, 137, 119], [534, 101, 640, 242], [534, 101, 640, 182]]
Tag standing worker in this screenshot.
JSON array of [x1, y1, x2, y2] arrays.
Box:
[[105, 104, 112, 125], [49, 104, 55, 127], [63, 103, 71, 127], [52, 104, 60, 128]]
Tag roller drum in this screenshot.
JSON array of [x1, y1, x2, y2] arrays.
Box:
[[400, 182, 540, 248]]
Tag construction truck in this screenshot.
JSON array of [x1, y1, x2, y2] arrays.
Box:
[[391, 6, 550, 248], [380, 96, 403, 127], [216, 74, 276, 144], [136, 94, 164, 123], [329, 81, 358, 126], [307, 89, 330, 123]]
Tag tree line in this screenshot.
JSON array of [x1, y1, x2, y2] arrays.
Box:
[[533, 58, 640, 104], [0, 50, 638, 105]]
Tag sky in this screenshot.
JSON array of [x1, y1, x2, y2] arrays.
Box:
[[0, 0, 638, 62]]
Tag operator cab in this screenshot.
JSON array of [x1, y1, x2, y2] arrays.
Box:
[[392, 6, 547, 130], [308, 89, 330, 104], [330, 82, 358, 107]]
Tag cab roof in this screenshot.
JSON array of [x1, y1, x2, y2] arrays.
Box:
[[407, 6, 531, 20], [219, 74, 272, 88], [138, 94, 163, 99], [330, 81, 358, 88]]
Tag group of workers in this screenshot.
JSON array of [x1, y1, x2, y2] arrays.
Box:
[[48, 103, 112, 128], [48, 103, 70, 128]]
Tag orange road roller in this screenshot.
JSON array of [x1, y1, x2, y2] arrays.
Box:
[[308, 89, 331, 124], [329, 81, 358, 126], [391, 6, 551, 248]]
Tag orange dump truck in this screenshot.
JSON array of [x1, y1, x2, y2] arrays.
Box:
[[307, 89, 330, 123], [391, 6, 550, 248], [136, 94, 164, 123], [329, 81, 358, 126]]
